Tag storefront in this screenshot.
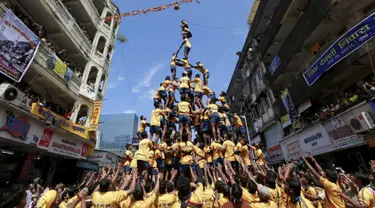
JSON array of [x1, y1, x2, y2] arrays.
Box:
[[280, 123, 334, 161], [263, 122, 284, 164], [88, 150, 124, 169]]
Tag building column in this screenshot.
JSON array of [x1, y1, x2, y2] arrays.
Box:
[[94, 69, 103, 96]]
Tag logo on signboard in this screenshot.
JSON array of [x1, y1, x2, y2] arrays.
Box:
[[0, 113, 30, 140]]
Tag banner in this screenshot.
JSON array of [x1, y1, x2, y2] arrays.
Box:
[[30, 103, 90, 140], [46, 52, 72, 81], [280, 88, 299, 127], [48, 135, 87, 159], [0, 10, 40, 82], [269, 55, 281, 76], [89, 101, 102, 131], [303, 12, 375, 86]]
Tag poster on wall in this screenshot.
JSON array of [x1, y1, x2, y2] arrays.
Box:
[[89, 101, 102, 131], [0, 10, 40, 82], [299, 124, 333, 154], [37, 128, 54, 148], [281, 88, 299, 127], [48, 136, 86, 159]]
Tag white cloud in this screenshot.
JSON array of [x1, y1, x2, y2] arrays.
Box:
[[106, 83, 116, 89], [132, 63, 164, 93], [124, 109, 136, 113], [117, 76, 125, 81], [140, 89, 157, 100]]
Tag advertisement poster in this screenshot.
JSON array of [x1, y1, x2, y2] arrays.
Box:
[[38, 128, 54, 148], [89, 101, 103, 131], [48, 136, 86, 159], [303, 12, 375, 86], [0, 10, 40, 82], [281, 88, 299, 127], [46, 53, 72, 81]]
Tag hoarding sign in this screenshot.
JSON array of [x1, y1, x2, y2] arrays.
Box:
[[0, 10, 40, 82], [303, 12, 375, 86], [269, 55, 281, 75]]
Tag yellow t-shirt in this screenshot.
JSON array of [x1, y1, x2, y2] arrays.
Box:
[[151, 109, 163, 126], [173, 183, 203, 208], [234, 143, 242, 161], [219, 112, 225, 125], [181, 59, 191, 69], [59, 196, 81, 208], [207, 104, 218, 114], [138, 120, 147, 132], [202, 186, 214, 208], [179, 141, 194, 165], [193, 78, 203, 92], [256, 149, 265, 166], [303, 186, 322, 208], [269, 187, 283, 207], [158, 142, 167, 160], [241, 187, 259, 203], [203, 86, 214, 95], [211, 142, 223, 160], [178, 101, 191, 115], [194, 146, 206, 168], [222, 140, 235, 161], [157, 193, 177, 208], [241, 145, 251, 166], [203, 146, 213, 163], [319, 177, 346, 208], [358, 187, 375, 208], [92, 190, 128, 208], [184, 37, 191, 48], [180, 77, 190, 89], [121, 193, 156, 208], [124, 150, 133, 166], [233, 115, 243, 128], [149, 150, 157, 168], [37, 190, 57, 208], [251, 201, 278, 208], [217, 195, 230, 207], [196, 64, 208, 74], [286, 194, 315, 208], [133, 138, 153, 162], [224, 114, 231, 126], [218, 96, 227, 104]]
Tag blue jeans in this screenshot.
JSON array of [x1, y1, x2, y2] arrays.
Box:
[[211, 113, 220, 124], [157, 158, 165, 170], [179, 114, 191, 124]]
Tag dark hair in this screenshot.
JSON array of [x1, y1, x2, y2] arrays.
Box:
[[286, 178, 301, 197], [145, 181, 153, 193], [140, 115, 145, 120], [134, 184, 143, 201], [99, 179, 111, 192], [215, 180, 224, 193], [326, 169, 338, 183], [177, 176, 191, 200], [166, 182, 174, 193], [166, 76, 171, 80], [160, 180, 167, 195], [265, 171, 276, 189], [62, 186, 76, 199], [306, 174, 322, 187], [182, 73, 187, 77], [231, 183, 243, 202], [223, 184, 231, 198], [220, 91, 226, 96], [356, 173, 370, 187], [126, 144, 131, 149], [181, 96, 186, 102], [248, 180, 257, 194], [239, 174, 247, 187], [195, 74, 200, 78]]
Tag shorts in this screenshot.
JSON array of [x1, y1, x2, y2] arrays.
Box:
[[208, 93, 216, 100], [211, 113, 220, 124], [204, 72, 210, 80], [236, 126, 246, 136], [168, 91, 175, 98], [159, 90, 167, 98], [220, 105, 230, 112], [227, 125, 233, 133], [179, 164, 190, 173], [124, 165, 131, 172], [168, 123, 176, 131], [194, 125, 201, 133], [160, 117, 167, 126], [170, 65, 176, 73], [195, 91, 202, 98], [150, 126, 161, 134], [157, 158, 165, 170], [230, 161, 238, 170], [185, 68, 192, 74], [220, 125, 228, 134], [165, 164, 172, 171], [179, 114, 191, 124], [172, 158, 180, 170], [137, 160, 149, 171], [202, 120, 212, 133], [213, 158, 224, 168], [180, 88, 189, 95], [150, 167, 158, 175], [208, 162, 213, 167]]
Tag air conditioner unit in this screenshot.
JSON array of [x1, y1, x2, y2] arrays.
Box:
[[0, 83, 25, 106], [349, 112, 375, 133]]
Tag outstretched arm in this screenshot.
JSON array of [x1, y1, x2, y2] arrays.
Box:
[[300, 152, 322, 179]]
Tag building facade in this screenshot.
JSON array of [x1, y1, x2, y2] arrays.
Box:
[[99, 113, 138, 154], [0, 0, 120, 184], [227, 0, 375, 170]]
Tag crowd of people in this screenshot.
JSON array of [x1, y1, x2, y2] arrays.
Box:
[[3, 20, 375, 208]]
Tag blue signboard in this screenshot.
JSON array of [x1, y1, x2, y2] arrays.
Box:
[[269, 55, 281, 75], [280, 88, 298, 125], [303, 12, 375, 86]]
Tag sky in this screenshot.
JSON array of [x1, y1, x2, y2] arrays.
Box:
[[101, 0, 253, 119]]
